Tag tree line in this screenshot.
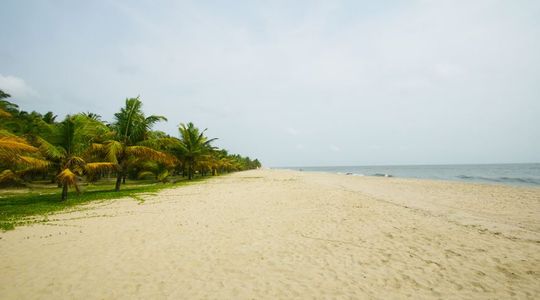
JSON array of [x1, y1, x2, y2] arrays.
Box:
[[0, 90, 261, 200]]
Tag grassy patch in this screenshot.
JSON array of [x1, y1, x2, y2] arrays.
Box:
[[0, 176, 208, 231]]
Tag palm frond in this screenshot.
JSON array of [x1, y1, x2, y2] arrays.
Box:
[[90, 143, 105, 151], [157, 170, 169, 182], [34, 136, 65, 160], [57, 168, 80, 192], [145, 115, 167, 126], [84, 143, 104, 159], [137, 137, 181, 149], [0, 170, 21, 184], [0, 129, 17, 138], [0, 107, 11, 118], [126, 146, 172, 163], [203, 138, 218, 146], [65, 156, 86, 170], [0, 136, 39, 156], [105, 141, 123, 164], [101, 131, 117, 141], [18, 156, 51, 170], [85, 162, 117, 174], [137, 171, 155, 179]]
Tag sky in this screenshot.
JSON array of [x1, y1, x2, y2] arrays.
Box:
[[1, 0, 539, 167]]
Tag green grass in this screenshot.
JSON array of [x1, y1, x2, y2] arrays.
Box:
[[0, 176, 208, 231]]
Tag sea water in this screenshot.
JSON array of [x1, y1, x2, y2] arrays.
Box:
[[282, 163, 540, 187]]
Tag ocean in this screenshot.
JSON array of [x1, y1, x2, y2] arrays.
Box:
[[280, 163, 540, 187]]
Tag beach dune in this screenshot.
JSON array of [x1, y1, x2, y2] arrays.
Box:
[[1, 169, 539, 299]]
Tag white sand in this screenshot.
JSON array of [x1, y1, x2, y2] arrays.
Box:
[[1, 169, 539, 299]]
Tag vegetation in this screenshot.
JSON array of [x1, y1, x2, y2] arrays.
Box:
[[35, 115, 115, 200], [0, 89, 261, 229], [174, 122, 218, 180], [0, 177, 205, 231], [90, 97, 173, 191]]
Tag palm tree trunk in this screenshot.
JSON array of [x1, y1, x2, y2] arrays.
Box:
[[186, 161, 191, 180], [115, 173, 122, 191], [61, 184, 68, 201], [115, 162, 124, 191]]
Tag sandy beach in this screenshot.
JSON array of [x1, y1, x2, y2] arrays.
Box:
[[0, 169, 539, 299]]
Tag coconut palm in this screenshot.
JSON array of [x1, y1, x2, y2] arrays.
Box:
[[42, 112, 57, 124], [35, 115, 115, 201], [0, 131, 38, 156], [174, 122, 217, 180], [92, 97, 172, 191], [0, 90, 16, 118], [0, 107, 11, 118], [0, 130, 50, 185], [0, 92, 262, 191], [82, 112, 103, 122], [0, 96, 50, 183], [136, 160, 174, 183]]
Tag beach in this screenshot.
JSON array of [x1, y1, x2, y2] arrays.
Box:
[[1, 169, 539, 299]]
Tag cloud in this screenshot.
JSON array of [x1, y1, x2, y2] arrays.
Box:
[[0, 74, 38, 99]]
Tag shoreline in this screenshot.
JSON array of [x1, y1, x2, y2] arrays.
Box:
[[273, 166, 540, 188], [1, 169, 539, 298]]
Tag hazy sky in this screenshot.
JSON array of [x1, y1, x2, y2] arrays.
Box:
[[1, 0, 539, 166]]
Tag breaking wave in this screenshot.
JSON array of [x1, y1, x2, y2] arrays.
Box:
[[456, 175, 540, 185]]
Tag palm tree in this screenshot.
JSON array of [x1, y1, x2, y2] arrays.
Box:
[[0, 89, 16, 118], [175, 122, 217, 180], [92, 97, 172, 191], [136, 160, 173, 183], [42, 112, 57, 124], [82, 112, 103, 122], [0, 131, 37, 156], [0, 96, 50, 185], [36, 115, 115, 201], [0, 107, 11, 118], [0, 90, 10, 100], [0, 130, 50, 185], [0, 90, 18, 119]]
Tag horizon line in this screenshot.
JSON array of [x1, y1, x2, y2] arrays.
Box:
[[271, 162, 540, 168]]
